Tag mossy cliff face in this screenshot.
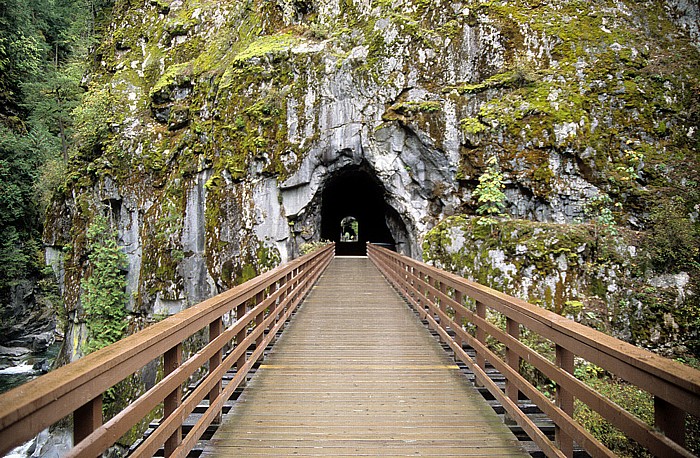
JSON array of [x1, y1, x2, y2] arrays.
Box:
[[44, 0, 699, 360], [423, 216, 699, 356]]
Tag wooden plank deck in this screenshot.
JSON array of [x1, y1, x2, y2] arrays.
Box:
[[203, 256, 529, 457]]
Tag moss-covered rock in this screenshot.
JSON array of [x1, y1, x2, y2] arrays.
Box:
[[422, 215, 699, 357], [45, 0, 699, 364]]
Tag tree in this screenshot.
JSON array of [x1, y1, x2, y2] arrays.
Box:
[[0, 127, 43, 293], [82, 212, 129, 354]]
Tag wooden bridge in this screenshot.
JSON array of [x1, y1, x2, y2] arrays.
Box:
[[1, 244, 699, 458]]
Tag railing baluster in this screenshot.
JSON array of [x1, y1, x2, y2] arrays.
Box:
[[236, 299, 247, 372], [164, 343, 183, 457], [654, 396, 685, 447], [505, 317, 521, 415], [475, 300, 486, 383], [269, 281, 279, 327], [454, 290, 465, 352], [208, 318, 222, 424], [74, 395, 102, 450], [555, 345, 574, 458], [255, 290, 266, 353], [437, 281, 448, 340]]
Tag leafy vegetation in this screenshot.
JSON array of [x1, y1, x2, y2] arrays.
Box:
[[473, 156, 507, 226], [574, 373, 654, 458], [81, 213, 128, 354], [644, 195, 700, 273], [0, 0, 113, 325]]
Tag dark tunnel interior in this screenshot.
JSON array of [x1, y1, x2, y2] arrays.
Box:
[[320, 167, 400, 256]]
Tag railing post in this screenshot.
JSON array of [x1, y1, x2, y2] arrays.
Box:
[[74, 395, 102, 447], [208, 318, 222, 424], [655, 396, 685, 447], [437, 281, 448, 341], [475, 300, 486, 385], [454, 290, 465, 351], [555, 344, 574, 458], [164, 343, 183, 457], [236, 300, 247, 371], [269, 281, 279, 326], [255, 290, 266, 355], [277, 275, 287, 320], [505, 317, 521, 423]]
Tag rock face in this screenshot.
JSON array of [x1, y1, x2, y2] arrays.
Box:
[[422, 216, 698, 356], [0, 279, 58, 371], [45, 0, 699, 360]]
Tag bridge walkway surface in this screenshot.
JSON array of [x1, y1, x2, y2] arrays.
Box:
[[202, 256, 529, 457]]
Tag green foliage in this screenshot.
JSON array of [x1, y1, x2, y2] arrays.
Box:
[[0, 127, 43, 292], [574, 375, 654, 458], [584, 193, 621, 236], [459, 117, 488, 135], [82, 213, 129, 354], [300, 240, 330, 255], [34, 157, 67, 214], [71, 82, 115, 158], [473, 156, 506, 226], [644, 196, 699, 273], [446, 67, 534, 95], [0, 0, 110, 309], [233, 33, 297, 64]]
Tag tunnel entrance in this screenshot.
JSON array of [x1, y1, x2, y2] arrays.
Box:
[[320, 166, 405, 256]]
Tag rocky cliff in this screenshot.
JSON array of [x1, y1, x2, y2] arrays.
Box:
[[44, 0, 700, 361]]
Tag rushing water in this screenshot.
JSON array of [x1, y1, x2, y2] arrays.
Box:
[[0, 342, 61, 394]]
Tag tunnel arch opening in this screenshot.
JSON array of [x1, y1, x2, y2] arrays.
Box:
[[320, 165, 409, 256]]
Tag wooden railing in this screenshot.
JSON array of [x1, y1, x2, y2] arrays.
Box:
[[368, 243, 700, 458], [0, 243, 334, 458]]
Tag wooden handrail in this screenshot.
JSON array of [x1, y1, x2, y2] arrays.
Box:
[[0, 243, 335, 457], [367, 242, 700, 458]]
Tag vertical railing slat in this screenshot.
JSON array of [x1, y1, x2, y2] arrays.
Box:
[[555, 345, 574, 458], [505, 317, 521, 414], [255, 290, 266, 353], [475, 300, 487, 382], [74, 395, 102, 452], [654, 396, 686, 447], [236, 300, 247, 371], [208, 318, 222, 425], [164, 343, 183, 457], [454, 290, 465, 352]]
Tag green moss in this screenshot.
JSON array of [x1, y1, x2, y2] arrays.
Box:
[[233, 33, 298, 64], [460, 117, 488, 135], [239, 263, 257, 284], [446, 69, 533, 95], [149, 62, 192, 101], [422, 216, 630, 312]]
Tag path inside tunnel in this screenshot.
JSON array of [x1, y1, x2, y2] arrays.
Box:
[[320, 167, 403, 256]]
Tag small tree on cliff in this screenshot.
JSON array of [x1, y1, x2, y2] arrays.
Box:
[[474, 156, 507, 226], [82, 212, 128, 354]]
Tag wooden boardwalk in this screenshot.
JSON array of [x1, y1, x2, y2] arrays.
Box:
[[203, 257, 528, 457]]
